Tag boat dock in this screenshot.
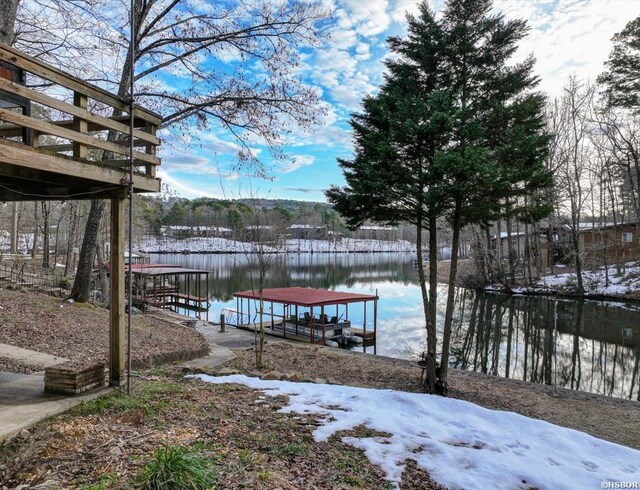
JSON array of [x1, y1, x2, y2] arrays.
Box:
[[126, 264, 210, 321], [225, 287, 378, 352]]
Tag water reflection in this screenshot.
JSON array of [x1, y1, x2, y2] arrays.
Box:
[[151, 252, 640, 400]]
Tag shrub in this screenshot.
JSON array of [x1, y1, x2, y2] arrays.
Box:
[[58, 276, 71, 289], [134, 445, 217, 490]]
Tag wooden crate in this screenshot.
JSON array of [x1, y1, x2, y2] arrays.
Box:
[[45, 361, 106, 395]]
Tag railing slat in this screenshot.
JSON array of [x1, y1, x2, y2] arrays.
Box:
[[0, 138, 160, 192], [0, 108, 160, 165], [0, 78, 160, 146], [0, 43, 162, 126]]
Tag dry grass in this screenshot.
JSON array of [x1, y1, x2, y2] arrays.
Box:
[[0, 371, 439, 489], [0, 288, 208, 370], [230, 342, 640, 450]]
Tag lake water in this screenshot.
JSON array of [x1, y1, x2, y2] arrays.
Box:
[[150, 252, 640, 400]]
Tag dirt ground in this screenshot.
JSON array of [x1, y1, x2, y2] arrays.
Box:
[[230, 342, 640, 450], [0, 370, 443, 490], [0, 288, 208, 370]]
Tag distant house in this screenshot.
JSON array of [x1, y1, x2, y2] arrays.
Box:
[[243, 225, 275, 242], [490, 230, 547, 267], [356, 225, 398, 241], [160, 225, 233, 239], [548, 222, 640, 266], [289, 224, 328, 240]]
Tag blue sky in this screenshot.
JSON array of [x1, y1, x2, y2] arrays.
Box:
[[157, 0, 640, 202]]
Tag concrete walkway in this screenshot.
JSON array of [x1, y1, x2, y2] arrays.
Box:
[[178, 322, 280, 371], [0, 343, 68, 368], [0, 372, 109, 440]]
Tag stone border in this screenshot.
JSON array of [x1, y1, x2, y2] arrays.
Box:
[[131, 344, 210, 369]]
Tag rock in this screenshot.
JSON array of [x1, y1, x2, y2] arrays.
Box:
[[189, 367, 214, 375], [31, 480, 61, 490], [19, 429, 30, 439], [215, 368, 240, 376], [261, 371, 283, 381], [314, 378, 328, 384], [15, 484, 30, 490], [109, 446, 123, 456]]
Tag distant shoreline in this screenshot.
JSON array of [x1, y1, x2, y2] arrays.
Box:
[[140, 249, 413, 254]]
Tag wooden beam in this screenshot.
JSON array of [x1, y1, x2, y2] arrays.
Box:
[[0, 139, 161, 192], [0, 108, 160, 165], [110, 195, 126, 387], [0, 78, 161, 146], [0, 43, 162, 126], [37, 140, 151, 153]]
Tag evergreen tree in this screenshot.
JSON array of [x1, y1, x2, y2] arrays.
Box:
[[328, 0, 552, 392], [598, 15, 640, 111], [327, 2, 450, 393]]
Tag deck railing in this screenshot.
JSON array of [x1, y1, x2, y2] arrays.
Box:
[[0, 43, 161, 179]]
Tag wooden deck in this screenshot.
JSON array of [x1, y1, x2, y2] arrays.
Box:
[[238, 322, 327, 345], [0, 43, 161, 201], [0, 43, 164, 388]]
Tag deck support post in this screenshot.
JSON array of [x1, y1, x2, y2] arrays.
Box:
[[321, 306, 325, 344], [109, 193, 126, 387], [295, 305, 299, 336], [310, 306, 314, 343]]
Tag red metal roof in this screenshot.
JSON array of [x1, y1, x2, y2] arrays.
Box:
[[233, 287, 378, 307]]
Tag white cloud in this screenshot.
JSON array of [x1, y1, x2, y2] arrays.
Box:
[[492, 0, 640, 95], [278, 154, 316, 173], [156, 169, 223, 199]]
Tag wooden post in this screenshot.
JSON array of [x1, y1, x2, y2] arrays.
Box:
[[220, 313, 226, 333], [145, 122, 158, 178], [363, 301, 367, 353], [73, 92, 88, 159], [310, 306, 314, 343], [321, 305, 325, 344], [109, 195, 126, 387], [205, 273, 209, 323], [295, 305, 299, 336], [271, 301, 275, 330], [373, 297, 378, 355]]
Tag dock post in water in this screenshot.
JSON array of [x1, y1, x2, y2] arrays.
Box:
[[373, 291, 378, 355]]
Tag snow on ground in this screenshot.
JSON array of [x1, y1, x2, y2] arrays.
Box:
[[136, 237, 416, 254], [485, 262, 640, 297], [534, 263, 640, 296], [192, 375, 640, 490]]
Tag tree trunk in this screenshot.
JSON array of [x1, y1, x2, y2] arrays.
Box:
[[417, 214, 437, 394], [505, 214, 516, 284], [64, 203, 79, 277], [440, 200, 462, 386], [571, 226, 585, 294], [41, 202, 50, 268], [31, 203, 39, 260], [70, 200, 106, 301], [10, 203, 18, 254], [96, 236, 109, 306], [0, 0, 19, 44]]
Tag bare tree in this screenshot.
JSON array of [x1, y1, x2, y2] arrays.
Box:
[[548, 77, 597, 293], [65, 0, 329, 301]]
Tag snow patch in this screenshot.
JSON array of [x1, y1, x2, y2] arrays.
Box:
[[191, 375, 640, 489], [136, 237, 416, 253]]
